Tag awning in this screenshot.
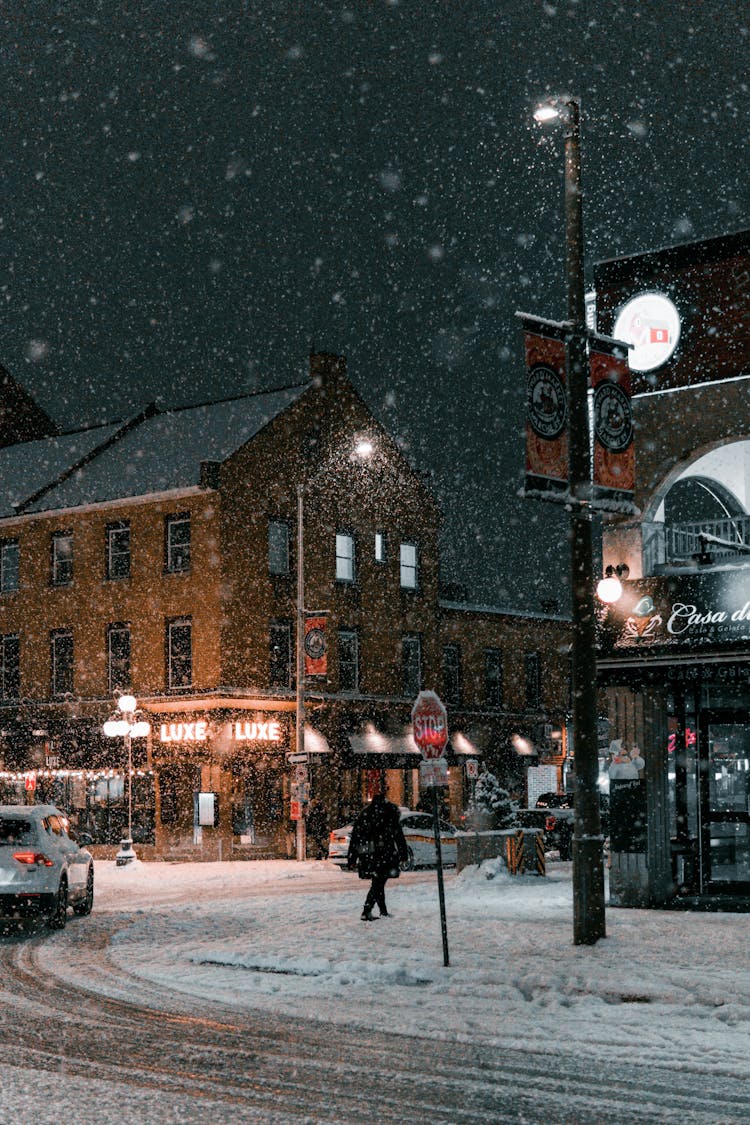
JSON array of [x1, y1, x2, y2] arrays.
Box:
[[304, 726, 331, 755], [347, 724, 422, 769]]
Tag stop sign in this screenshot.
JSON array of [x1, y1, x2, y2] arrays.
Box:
[[411, 691, 448, 760]]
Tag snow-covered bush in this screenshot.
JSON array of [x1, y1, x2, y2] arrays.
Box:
[[468, 769, 519, 830]]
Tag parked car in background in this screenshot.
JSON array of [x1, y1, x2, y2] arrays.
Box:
[[0, 804, 94, 930], [520, 792, 610, 860], [329, 807, 459, 870]]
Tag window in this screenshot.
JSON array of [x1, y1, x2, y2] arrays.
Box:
[[0, 634, 19, 699], [268, 520, 290, 576], [107, 623, 131, 694], [401, 634, 422, 698], [106, 521, 131, 580], [400, 542, 418, 589], [269, 621, 292, 688], [335, 532, 355, 583], [374, 531, 386, 564], [51, 531, 73, 586], [442, 644, 462, 707], [165, 512, 191, 573], [525, 651, 541, 709], [484, 649, 503, 708], [167, 617, 192, 689], [51, 629, 74, 696], [0, 539, 19, 593], [338, 629, 359, 693]]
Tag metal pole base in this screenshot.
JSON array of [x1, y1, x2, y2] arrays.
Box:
[[572, 836, 606, 945], [115, 838, 137, 867]]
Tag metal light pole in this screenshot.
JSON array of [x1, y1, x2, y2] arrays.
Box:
[[535, 96, 606, 944], [103, 694, 151, 867], [295, 482, 307, 863], [294, 438, 375, 861]]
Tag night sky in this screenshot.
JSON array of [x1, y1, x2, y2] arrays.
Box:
[[2, 2, 749, 609]]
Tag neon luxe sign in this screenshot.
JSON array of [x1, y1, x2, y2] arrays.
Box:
[[159, 720, 283, 744]]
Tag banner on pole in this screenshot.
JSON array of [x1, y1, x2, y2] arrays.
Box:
[[304, 614, 328, 677], [590, 336, 635, 511], [519, 314, 570, 500]]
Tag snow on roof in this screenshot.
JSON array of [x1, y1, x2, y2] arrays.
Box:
[[1, 384, 306, 517], [0, 424, 122, 517]]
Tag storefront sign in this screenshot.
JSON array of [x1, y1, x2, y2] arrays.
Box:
[[599, 571, 750, 655], [613, 292, 681, 373], [158, 719, 283, 744], [232, 721, 282, 742]]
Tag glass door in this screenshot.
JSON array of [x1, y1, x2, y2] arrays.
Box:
[[697, 711, 750, 892]]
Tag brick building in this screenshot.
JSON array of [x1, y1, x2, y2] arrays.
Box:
[[594, 229, 750, 905], [0, 353, 570, 859]]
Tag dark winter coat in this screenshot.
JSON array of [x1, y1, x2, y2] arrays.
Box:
[[347, 795, 409, 880]]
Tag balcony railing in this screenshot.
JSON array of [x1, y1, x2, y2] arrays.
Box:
[[643, 516, 750, 573]]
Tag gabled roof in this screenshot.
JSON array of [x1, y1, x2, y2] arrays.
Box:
[[0, 383, 307, 518]]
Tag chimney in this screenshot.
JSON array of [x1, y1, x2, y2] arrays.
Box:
[[309, 352, 346, 389]]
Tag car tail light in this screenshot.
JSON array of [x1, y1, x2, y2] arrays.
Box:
[[13, 851, 54, 867], [545, 815, 557, 831]]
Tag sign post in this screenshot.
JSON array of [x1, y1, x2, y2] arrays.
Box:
[[411, 690, 450, 968]]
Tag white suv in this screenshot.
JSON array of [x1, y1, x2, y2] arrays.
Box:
[[0, 804, 94, 930]]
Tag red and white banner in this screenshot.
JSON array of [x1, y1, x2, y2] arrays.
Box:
[[304, 615, 328, 677], [520, 315, 569, 498], [590, 338, 635, 507]]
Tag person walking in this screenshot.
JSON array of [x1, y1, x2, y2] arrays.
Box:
[[347, 788, 408, 921]]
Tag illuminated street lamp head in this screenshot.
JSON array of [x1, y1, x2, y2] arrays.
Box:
[[117, 694, 137, 714], [354, 438, 374, 459], [533, 96, 579, 126], [596, 564, 629, 604]]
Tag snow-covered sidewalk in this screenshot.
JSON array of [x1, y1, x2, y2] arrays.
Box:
[[42, 858, 750, 1076]]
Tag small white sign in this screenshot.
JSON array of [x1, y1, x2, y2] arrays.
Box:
[[420, 758, 449, 788], [465, 759, 479, 780], [294, 764, 308, 785]]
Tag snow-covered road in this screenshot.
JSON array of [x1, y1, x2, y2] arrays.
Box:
[[3, 858, 750, 1123]]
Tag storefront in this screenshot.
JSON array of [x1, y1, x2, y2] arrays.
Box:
[[598, 569, 750, 906]]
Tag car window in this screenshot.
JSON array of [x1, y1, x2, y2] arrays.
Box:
[[401, 816, 418, 829], [439, 820, 455, 834], [46, 815, 65, 836], [0, 817, 33, 845]]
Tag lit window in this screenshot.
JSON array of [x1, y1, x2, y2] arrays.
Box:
[[400, 542, 418, 589], [0, 539, 19, 593], [51, 531, 73, 586], [374, 531, 386, 564], [165, 513, 191, 573], [268, 520, 290, 575], [336, 532, 355, 583]]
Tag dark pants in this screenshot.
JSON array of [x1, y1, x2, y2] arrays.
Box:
[[364, 873, 388, 914]]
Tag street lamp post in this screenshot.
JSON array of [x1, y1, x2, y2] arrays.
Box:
[[294, 438, 375, 862], [103, 693, 151, 866], [535, 96, 606, 945]]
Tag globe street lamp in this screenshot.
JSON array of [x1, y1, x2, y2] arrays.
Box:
[[103, 694, 150, 866], [294, 437, 375, 861], [534, 95, 606, 945]]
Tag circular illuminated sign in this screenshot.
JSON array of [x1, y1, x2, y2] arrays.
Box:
[[613, 292, 681, 373], [527, 364, 568, 440]]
